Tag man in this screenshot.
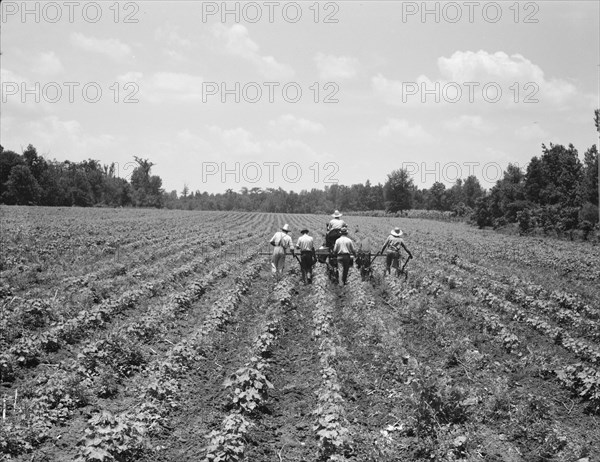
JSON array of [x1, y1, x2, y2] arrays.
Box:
[[295, 228, 316, 284], [379, 227, 413, 276], [332, 227, 356, 286], [326, 210, 347, 248], [269, 224, 293, 279]]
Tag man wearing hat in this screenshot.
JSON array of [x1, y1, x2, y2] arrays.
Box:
[[379, 227, 413, 276], [295, 228, 316, 284], [332, 227, 356, 286], [269, 224, 293, 279], [326, 210, 347, 249]]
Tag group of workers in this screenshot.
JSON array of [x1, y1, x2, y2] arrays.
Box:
[[269, 210, 413, 285]]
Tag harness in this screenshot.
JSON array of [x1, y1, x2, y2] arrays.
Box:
[[276, 232, 288, 248]]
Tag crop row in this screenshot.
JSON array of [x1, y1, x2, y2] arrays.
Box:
[[474, 287, 600, 365], [310, 268, 351, 461], [372, 252, 600, 415], [75, 256, 266, 462], [0, 249, 263, 458], [412, 248, 600, 352], [203, 277, 294, 461], [1, 232, 263, 378], [446, 253, 600, 321]]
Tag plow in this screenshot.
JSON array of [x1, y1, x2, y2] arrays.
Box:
[[259, 229, 412, 284], [259, 247, 412, 283]]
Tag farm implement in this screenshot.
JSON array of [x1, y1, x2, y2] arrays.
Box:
[[316, 247, 412, 283], [259, 247, 411, 283]]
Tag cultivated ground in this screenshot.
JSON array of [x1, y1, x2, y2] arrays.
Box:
[[1, 206, 599, 461]]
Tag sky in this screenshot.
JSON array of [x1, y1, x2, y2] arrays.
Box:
[[1, 1, 598, 195]]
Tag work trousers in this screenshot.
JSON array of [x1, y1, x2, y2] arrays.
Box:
[[336, 254, 352, 284], [385, 251, 400, 273], [300, 250, 314, 283], [271, 247, 286, 275]]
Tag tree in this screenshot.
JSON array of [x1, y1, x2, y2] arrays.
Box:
[[473, 195, 492, 228], [0, 148, 24, 198], [130, 157, 163, 208], [462, 175, 484, 208], [484, 164, 526, 225], [428, 182, 448, 211], [22, 144, 47, 182], [383, 168, 414, 213], [3, 165, 42, 204], [535, 143, 582, 208], [580, 145, 598, 206]]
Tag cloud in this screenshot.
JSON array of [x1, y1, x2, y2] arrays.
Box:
[[208, 125, 261, 155], [117, 71, 204, 103], [175, 128, 212, 156], [155, 23, 192, 49], [373, 50, 580, 107], [314, 52, 358, 80], [269, 114, 324, 134], [444, 115, 495, 134], [378, 118, 433, 143], [1, 68, 54, 115], [438, 50, 577, 106], [71, 32, 132, 59], [211, 24, 294, 79], [515, 123, 548, 140], [33, 51, 64, 75], [155, 23, 192, 61], [8, 115, 116, 159]]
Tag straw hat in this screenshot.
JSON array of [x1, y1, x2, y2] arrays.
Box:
[[282, 224, 290, 232], [390, 227, 403, 237], [331, 210, 342, 218]]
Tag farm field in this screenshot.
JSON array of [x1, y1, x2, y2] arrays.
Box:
[[1, 206, 599, 462]]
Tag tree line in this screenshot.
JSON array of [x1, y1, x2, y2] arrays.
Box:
[[0, 145, 163, 208], [1, 111, 597, 238]]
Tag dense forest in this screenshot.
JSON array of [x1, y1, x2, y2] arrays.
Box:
[[1, 111, 598, 238]]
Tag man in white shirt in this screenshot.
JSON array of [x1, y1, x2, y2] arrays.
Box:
[[332, 228, 356, 286], [295, 228, 315, 284], [269, 224, 293, 279]]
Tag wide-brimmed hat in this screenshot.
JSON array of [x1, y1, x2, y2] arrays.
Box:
[[282, 224, 290, 232], [300, 228, 309, 234], [390, 227, 403, 237], [331, 210, 342, 218]]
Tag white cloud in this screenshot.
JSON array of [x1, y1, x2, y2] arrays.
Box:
[[314, 52, 358, 80], [438, 50, 578, 106], [444, 115, 495, 134], [1, 68, 53, 114], [33, 51, 64, 75], [373, 50, 581, 107], [155, 23, 192, 49], [155, 23, 192, 61], [176, 129, 213, 155], [378, 118, 433, 143], [71, 32, 132, 59], [515, 123, 548, 140], [212, 24, 294, 79], [18, 116, 115, 158], [269, 114, 324, 134], [208, 125, 261, 155], [117, 71, 204, 103]]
